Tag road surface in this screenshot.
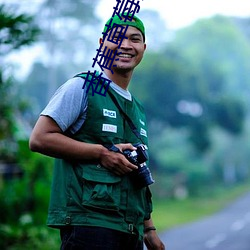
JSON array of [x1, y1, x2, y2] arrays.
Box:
[[160, 192, 250, 250]]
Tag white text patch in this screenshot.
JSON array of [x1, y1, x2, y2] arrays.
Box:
[[140, 128, 147, 137], [102, 124, 117, 133], [103, 109, 116, 118]]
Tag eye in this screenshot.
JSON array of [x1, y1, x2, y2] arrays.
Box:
[[114, 36, 121, 41], [132, 37, 141, 42]]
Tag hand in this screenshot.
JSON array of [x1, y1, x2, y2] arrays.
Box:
[[144, 230, 165, 250], [99, 143, 138, 175]]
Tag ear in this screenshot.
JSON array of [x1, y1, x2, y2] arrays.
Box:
[[99, 37, 103, 45], [144, 43, 147, 51]]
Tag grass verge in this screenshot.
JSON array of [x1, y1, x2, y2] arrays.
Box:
[[151, 183, 250, 232]]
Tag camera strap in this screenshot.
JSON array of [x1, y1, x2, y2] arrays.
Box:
[[73, 72, 144, 144], [107, 89, 144, 144]]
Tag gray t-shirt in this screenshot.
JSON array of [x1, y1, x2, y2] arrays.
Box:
[[41, 74, 132, 134]]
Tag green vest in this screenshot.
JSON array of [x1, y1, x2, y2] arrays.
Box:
[[47, 74, 152, 239]]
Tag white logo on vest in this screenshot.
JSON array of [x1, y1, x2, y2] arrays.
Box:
[[102, 124, 117, 133], [103, 109, 117, 118]]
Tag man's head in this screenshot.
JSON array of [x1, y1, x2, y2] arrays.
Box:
[[100, 14, 146, 75]]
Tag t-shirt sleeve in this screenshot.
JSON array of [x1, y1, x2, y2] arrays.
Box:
[[41, 77, 87, 133]]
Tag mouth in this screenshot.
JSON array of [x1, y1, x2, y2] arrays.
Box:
[[117, 53, 134, 58]]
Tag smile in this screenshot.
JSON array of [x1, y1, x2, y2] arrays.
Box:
[[118, 53, 134, 58]]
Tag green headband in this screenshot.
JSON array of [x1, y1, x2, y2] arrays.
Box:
[[103, 13, 145, 41]]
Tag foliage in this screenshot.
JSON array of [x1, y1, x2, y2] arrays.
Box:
[[0, 76, 15, 140], [0, 141, 53, 224], [234, 17, 250, 41], [37, 0, 100, 67], [19, 0, 102, 112], [0, 4, 39, 55], [18, 62, 69, 115], [174, 15, 250, 100], [130, 15, 250, 197], [132, 15, 250, 153], [0, 76, 17, 161], [0, 224, 60, 250], [37, 0, 101, 96], [211, 96, 245, 134], [0, 140, 57, 249], [0, 3, 39, 161]]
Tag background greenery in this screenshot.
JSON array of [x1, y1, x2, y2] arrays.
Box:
[[1, 1, 250, 249]]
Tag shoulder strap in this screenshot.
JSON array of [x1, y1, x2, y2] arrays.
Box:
[[74, 71, 89, 79], [107, 90, 144, 144], [74, 72, 144, 143]]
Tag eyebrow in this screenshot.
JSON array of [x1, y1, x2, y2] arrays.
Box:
[[131, 33, 141, 37], [130, 33, 143, 39]]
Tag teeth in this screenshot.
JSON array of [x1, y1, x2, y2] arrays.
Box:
[[119, 54, 132, 58]]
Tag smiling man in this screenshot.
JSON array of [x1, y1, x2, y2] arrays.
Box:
[[99, 15, 146, 82], [29, 13, 165, 250]]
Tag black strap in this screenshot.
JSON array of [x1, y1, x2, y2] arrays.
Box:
[[74, 72, 144, 143], [107, 90, 144, 143]]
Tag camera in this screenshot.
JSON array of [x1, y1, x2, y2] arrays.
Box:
[[123, 143, 154, 188]]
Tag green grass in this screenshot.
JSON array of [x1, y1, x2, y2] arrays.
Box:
[[152, 183, 250, 231], [3, 183, 250, 249]]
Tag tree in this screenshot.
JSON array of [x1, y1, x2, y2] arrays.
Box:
[[35, 0, 101, 99], [132, 15, 249, 153], [129, 15, 250, 195], [0, 4, 39, 56], [0, 3, 39, 161], [18, 0, 102, 111]]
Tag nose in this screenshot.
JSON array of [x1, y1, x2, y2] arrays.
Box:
[[120, 38, 132, 49]]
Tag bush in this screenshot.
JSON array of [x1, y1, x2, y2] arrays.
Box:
[[0, 140, 58, 249]]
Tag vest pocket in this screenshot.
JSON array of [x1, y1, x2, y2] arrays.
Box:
[[81, 164, 122, 211]]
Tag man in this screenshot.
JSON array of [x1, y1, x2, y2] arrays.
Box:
[[29, 13, 165, 250]]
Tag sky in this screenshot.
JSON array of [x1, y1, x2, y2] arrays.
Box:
[[97, 0, 250, 29], [2, 0, 250, 78], [1, 0, 250, 29]]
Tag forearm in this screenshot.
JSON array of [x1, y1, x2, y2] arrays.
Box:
[[144, 218, 154, 227], [30, 130, 105, 161], [144, 218, 155, 231], [144, 217, 165, 249], [29, 115, 138, 175]]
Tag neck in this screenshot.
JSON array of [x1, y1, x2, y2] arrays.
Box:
[[104, 69, 133, 90]]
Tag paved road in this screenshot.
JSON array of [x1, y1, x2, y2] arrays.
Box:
[[160, 192, 250, 250]]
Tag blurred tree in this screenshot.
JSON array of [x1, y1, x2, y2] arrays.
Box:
[[174, 15, 250, 98], [19, 62, 68, 115], [132, 15, 249, 153], [212, 96, 245, 134], [0, 3, 39, 161], [0, 4, 39, 56], [233, 17, 250, 42], [36, 0, 101, 100], [0, 75, 17, 161], [17, 0, 102, 113], [130, 15, 250, 196], [139, 9, 171, 51]]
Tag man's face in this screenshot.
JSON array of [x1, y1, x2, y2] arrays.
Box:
[[100, 25, 146, 73]]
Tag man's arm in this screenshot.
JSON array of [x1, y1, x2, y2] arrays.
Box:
[[144, 218, 165, 250], [29, 115, 138, 175]]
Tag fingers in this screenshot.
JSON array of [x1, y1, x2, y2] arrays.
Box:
[[115, 143, 137, 152], [110, 153, 138, 174], [100, 145, 138, 175]]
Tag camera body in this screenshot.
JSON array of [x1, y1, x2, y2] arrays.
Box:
[[123, 143, 154, 188]]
